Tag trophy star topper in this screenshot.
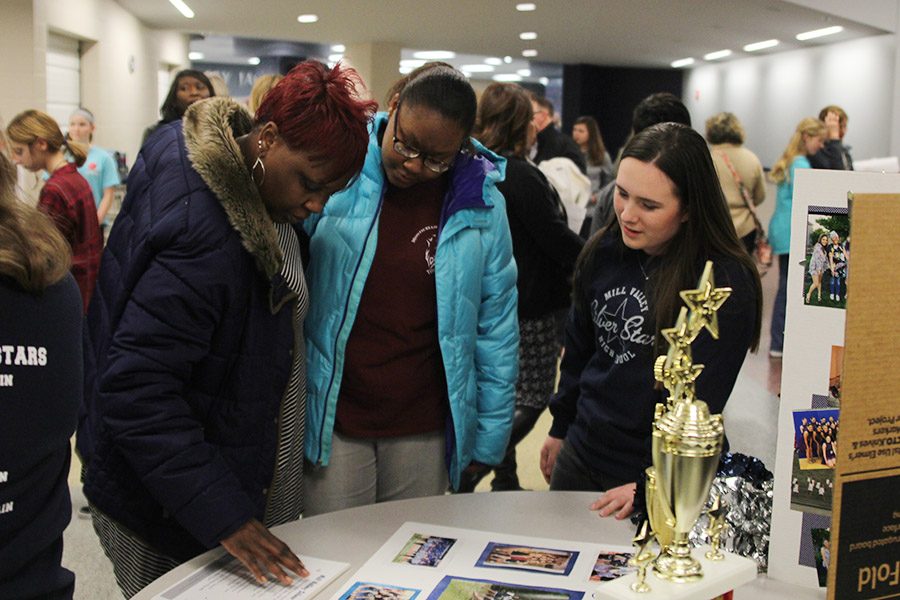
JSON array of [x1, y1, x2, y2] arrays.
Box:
[[655, 261, 733, 406], [679, 261, 732, 340]]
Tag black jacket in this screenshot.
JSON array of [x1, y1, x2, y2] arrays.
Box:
[[499, 157, 584, 319], [534, 126, 587, 174], [79, 99, 300, 560], [809, 139, 853, 171], [0, 274, 81, 599]]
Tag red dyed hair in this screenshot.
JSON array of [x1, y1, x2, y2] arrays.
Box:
[[255, 61, 376, 179]]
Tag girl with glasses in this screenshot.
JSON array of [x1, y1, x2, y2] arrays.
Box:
[[303, 64, 518, 514]]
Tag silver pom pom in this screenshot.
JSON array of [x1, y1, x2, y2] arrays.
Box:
[[689, 475, 773, 572]]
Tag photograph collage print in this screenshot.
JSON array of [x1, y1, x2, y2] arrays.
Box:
[[340, 532, 636, 600]]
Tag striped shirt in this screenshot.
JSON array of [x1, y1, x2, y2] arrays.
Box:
[[263, 223, 308, 526]]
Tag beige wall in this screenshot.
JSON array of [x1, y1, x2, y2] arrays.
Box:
[[0, 0, 46, 125], [0, 0, 188, 164]]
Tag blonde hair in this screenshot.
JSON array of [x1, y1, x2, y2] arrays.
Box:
[[205, 72, 230, 98], [248, 74, 283, 115], [7, 109, 89, 167], [770, 117, 825, 184], [0, 151, 71, 292]]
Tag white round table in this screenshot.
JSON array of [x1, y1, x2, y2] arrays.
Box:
[[134, 491, 824, 599]]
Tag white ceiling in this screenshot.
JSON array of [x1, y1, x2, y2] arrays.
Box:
[[117, 0, 888, 68]]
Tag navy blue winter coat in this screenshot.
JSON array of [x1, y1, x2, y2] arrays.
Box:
[[79, 99, 300, 560]]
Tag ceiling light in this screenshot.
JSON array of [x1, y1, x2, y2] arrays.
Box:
[[248, 57, 261, 65], [703, 49, 732, 61], [168, 0, 194, 18], [519, 32, 538, 40], [670, 57, 695, 68], [504, 56, 513, 63], [188, 51, 204, 61], [516, 3, 537, 11], [485, 57, 503, 66], [297, 14, 318, 23], [399, 66, 413, 74], [331, 44, 346, 53], [493, 74, 523, 82], [522, 49, 538, 57], [328, 54, 343, 63], [412, 50, 456, 60], [517, 68, 531, 77], [461, 64, 495, 72], [539, 77, 549, 86], [460, 71, 472, 78], [796, 25, 843, 41], [743, 39, 779, 52], [400, 59, 426, 68]]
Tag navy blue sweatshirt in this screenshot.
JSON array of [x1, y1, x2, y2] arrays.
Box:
[[0, 274, 82, 600], [548, 233, 757, 485]]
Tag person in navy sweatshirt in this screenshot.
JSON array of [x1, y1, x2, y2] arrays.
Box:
[[0, 150, 82, 599], [540, 123, 762, 520]]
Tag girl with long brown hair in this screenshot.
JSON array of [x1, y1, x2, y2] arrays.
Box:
[[541, 123, 762, 519]]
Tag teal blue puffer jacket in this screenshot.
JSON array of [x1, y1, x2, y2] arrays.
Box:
[[304, 113, 518, 490]]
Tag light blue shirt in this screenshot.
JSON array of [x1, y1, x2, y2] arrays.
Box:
[[78, 146, 120, 209]]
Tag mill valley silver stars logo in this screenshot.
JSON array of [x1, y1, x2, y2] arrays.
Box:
[[590, 285, 653, 364]]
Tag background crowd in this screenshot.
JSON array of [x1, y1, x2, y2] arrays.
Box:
[[0, 59, 855, 599]]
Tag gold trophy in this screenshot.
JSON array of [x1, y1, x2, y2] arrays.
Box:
[[647, 261, 728, 583]]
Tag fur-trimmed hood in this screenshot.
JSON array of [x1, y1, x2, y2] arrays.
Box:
[[182, 98, 282, 279]]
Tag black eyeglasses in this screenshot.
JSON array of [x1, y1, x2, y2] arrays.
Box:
[[392, 104, 457, 174]]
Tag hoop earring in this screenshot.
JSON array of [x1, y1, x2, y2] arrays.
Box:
[[252, 156, 266, 187]]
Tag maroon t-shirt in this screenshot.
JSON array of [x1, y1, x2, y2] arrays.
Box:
[[336, 176, 449, 438], [39, 164, 102, 314]]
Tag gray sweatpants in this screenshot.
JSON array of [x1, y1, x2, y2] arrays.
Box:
[[303, 430, 449, 516]]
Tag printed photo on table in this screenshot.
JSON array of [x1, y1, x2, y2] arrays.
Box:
[[393, 533, 456, 567], [341, 582, 421, 600], [475, 542, 579, 575], [811, 528, 831, 587], [426, 576, 584, 600], [589, 550, 635, 582], [790, 408, 839, 516], [802, 206, 849, 310]]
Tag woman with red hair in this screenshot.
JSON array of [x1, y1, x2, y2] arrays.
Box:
[[78, 61, 376, 596]]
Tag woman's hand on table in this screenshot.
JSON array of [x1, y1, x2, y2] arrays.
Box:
[[590, 482, 636, 520], [220, 519, 309, 585]]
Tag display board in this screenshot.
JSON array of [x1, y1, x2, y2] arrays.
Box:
[[826, 194, 900, 600], [767, 170, 900, 593]]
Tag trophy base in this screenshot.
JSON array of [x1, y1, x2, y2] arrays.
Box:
[[652, 552, 702, 583], [593, 548, 757, 600]]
